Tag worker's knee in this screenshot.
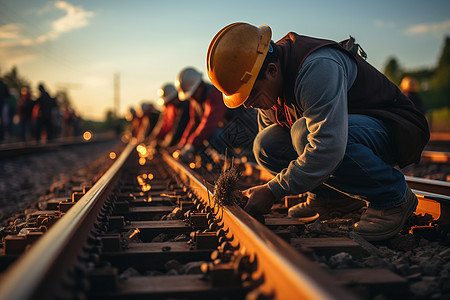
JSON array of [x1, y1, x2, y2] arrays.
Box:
[[253, 125, 286, 157], [253, 124, 296, 174]]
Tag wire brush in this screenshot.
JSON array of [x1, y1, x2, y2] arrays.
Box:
[[212, 166, 246, 207]]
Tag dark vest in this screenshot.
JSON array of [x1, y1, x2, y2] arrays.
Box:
[[261, 33, 429, 168]]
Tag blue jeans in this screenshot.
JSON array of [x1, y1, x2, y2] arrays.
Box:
[[253, 114, 408, 209]]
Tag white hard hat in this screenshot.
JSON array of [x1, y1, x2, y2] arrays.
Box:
[[157, 83, 178, 105], [175, 67, 202, 101]]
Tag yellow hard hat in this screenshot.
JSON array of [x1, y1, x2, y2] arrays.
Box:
[[207, 22, 272, 108]]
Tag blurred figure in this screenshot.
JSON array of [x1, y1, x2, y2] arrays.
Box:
[[400, 76, 426, 114], [5, 88, 18, 141], [31, 94, 40, 141], [175, 67, 239, 160], [113, 117, 122, 137], [17, 87, 35, 142], [35, 83, 57, 142], [53, 101, 63, 138], [0, 78, 9, 142], [126, 104, 159, 139], [149, 83, 190, 148], [72, 110, 82, 137], [61, 104, 74, 137], [126, 107, 139, 137], [141, 102, 160, 137]]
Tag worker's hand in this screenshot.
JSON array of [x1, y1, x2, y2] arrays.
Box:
[[241, 184, 275, 217]]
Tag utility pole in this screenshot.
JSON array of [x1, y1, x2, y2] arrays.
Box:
[[114, 73, 120, 118]]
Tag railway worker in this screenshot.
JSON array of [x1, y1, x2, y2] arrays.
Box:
[[141, 102, 161, 137], [149, 83, 190, 148], [126, 107, 140, 137], [206, 22, 430, 241], [174, 66, 240, 160], [400, 76, 426, 115], [0, 78, 8, 142], [17, 87, 35, 142], [35, 83, 58, 141]]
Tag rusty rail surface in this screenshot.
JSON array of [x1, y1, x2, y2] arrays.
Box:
[[0, 141, 137, 300], [162, 151, 357, 300]]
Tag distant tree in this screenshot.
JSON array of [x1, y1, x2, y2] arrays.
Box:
[[429, 36, 450, 107], [2, 66, 31, 94], [415, 36, 450, 110], [55, 89, 72, 108], [436, 36, 450, 71], [101, 109, 125, 133], [105, 109, 117, 124], [383, 57, 403, 85]]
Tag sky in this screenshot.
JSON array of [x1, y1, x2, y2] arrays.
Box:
[[1, 0, 450, 121]]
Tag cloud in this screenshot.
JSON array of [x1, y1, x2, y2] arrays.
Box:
[[0, 1, 94, 68], [33, 1, 94, 44], [405, 19, 450, 35], [0, 23, 22, 39], [52, 1, 94, 33]]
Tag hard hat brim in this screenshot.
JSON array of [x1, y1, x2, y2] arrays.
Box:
[[222, 81, 255, 108]]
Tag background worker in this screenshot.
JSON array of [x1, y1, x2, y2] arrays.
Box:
[[141, 102, 160, 137], [17, 87, 35, 142], [35, 83, 58, 142], [0, 78, 8, 142], [175, 66, 235, 160], [149, 83, 190, 148], [207, 22, 429, 241], [400, 76, 426, 114]]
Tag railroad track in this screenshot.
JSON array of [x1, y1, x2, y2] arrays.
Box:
[[420, 150, 450, 164], [0, 138, 449, 299], [426, 132, 450, 152], [0, 132, 120, 159]]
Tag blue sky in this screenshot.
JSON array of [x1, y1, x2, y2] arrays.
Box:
[[1, 0, 449, 121]]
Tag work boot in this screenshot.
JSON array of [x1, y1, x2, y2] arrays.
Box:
[[353, 187, 418, 241], [288, 194, 366, 222]]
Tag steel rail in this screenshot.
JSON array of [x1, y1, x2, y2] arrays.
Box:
[[0, 132, 119, 159], [420, 150, 450, 163], [162, 152, 357, 300], [0, 140, 137, 300], [406, 176, 450, 196]]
